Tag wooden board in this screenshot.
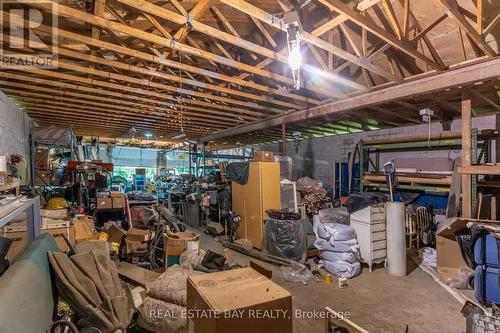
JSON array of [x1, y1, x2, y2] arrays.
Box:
[[117, 261, 161, 289], [363, 174, 452, 185], [324, 307, 368, 333]]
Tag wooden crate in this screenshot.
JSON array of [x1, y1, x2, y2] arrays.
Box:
[[41, 221, 75, 252]]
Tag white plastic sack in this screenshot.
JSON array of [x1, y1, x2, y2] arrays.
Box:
[[319, 259, 361, 279], [319, 250, 358, 264], [314, 238, 359, 253], [420, 247, 437, 268], [315, 223, 356, 242]]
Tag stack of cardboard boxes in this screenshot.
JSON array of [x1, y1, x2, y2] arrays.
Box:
[[125, 228, 152, 256], [96, 192, 126, 209], [34, 147, 53, 186], [40, 209, 74, 252], [1, 209, 99, 260]]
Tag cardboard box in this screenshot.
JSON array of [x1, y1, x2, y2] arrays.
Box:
[[436, 218, 469, 282], [207, 222, 224, 235], [1, 223, 28, 261], [164, 232, 199, 256], [35, 170, 51, 186], [41, 223, 75, 252], [253, 151, 274, 162], [41, 209, 68, 220], [187, 267, 293, 333], [106, 224, 127, 243], [126, 228, 151, 242], [112, 196, 126, 209], [97, 197, 112, 209], [35, 147, 49, 169], [125, 239, 147, 255], [164, 231, 199, 267], [74, 216, 96, 243]]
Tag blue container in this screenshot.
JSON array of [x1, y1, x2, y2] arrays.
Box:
[[474, 265, 500, 304], [474, 235, 499, 268]]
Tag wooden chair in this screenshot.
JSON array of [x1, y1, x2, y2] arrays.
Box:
[[405, 211, 418, 249], [414, 206, 433, 249]]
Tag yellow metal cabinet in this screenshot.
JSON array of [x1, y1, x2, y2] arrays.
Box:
[[232, 162, 281, 249]]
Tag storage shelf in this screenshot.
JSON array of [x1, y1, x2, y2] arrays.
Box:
[[0, 196, 41, 243]]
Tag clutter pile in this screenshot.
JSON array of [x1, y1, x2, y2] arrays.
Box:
[[297, 177, 330, 215], [314, 208, 361, 278]]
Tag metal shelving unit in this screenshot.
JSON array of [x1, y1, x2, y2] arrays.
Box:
[[0, 196, 41, 243], [359, 132, 494, 194]]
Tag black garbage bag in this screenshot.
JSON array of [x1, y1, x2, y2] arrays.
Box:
[[261, 218, 307, 262], [225, 162, 249, 184]]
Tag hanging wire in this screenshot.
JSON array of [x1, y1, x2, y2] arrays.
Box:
[[427, 117, 431, 148], [178, 50, 184, 134]]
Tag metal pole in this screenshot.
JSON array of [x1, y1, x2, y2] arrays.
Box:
[[188, 145, 192, 175], [29, 120, 35, 189], [202, 144, 206, 178], [281, 121, 287, 157]]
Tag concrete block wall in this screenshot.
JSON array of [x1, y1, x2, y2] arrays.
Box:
[[259, 115, 496, 185], [0, 90, 30, 157]]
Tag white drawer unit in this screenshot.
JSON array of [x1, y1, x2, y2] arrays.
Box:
[[350, 204, 387, 272]]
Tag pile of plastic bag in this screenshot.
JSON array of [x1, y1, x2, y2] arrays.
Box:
[[313, 213, 361, 278]]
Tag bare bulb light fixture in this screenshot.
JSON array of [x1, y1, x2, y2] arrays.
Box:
[[284, 11, 303, 90]]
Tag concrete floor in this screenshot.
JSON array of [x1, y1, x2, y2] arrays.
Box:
[[197, 229, 465, 333]]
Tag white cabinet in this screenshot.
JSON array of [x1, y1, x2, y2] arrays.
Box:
[[350, 204, 387, 272]]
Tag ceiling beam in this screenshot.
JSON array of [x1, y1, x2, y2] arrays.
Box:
[[28, 1, 295, 86], [437, 0, 496, 57], [7, 63, 267, 119], [317, 0, 443, 70], [10, 11, 315, 106], [219, 0, 399, 81], [210, 6, 258, 60], [0, 85, 238, 127], [483, 13, 500, 37], [250, 15, 278, 48], [381, 0, 403, 39], [51, 44, 301, 110], [357, 0, 382, 11], [199, 57, 500, 142], [116, 0, 285, 66], [0, 71, 256, 122]]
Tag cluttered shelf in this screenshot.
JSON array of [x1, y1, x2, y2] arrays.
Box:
[[358, 130, 499, 194]]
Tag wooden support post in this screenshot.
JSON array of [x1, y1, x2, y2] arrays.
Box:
[[496, 114, 500, 163], [281, 121, 287, 157], [461, 91, 472, 218]]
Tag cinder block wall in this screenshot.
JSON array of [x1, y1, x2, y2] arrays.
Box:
[[0, 91, 31, 157], [259, 115, 496, 185]]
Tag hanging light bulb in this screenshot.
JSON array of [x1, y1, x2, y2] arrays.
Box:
[[288, 42, 301, 71], [284, 11, 303, 90]]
